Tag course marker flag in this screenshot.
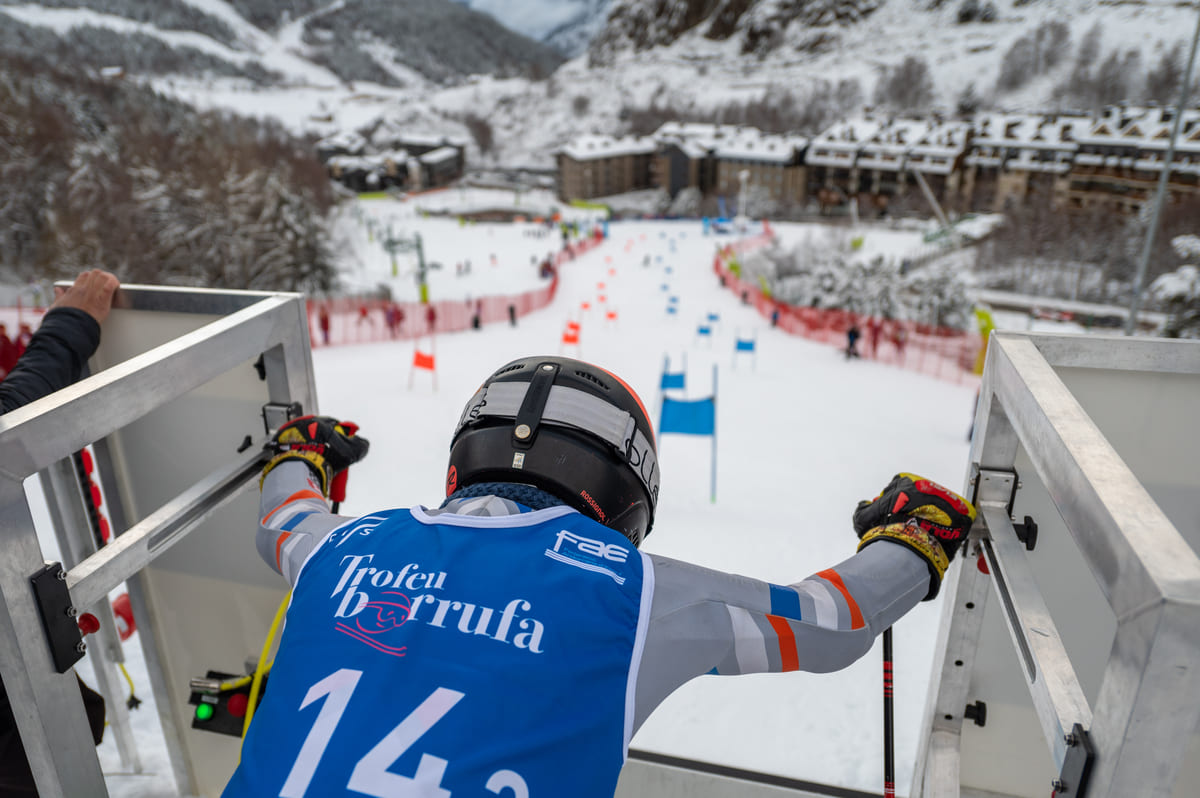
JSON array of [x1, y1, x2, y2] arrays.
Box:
[[658, 364, 718, 501]]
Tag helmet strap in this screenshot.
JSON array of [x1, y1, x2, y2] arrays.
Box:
[[512, 361, 559, 448]]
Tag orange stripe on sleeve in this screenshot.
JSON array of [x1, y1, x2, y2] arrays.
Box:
[[818, 569, 865, 630], [263, 490, 326, 523], [766, 614, 799, 672], [274, 531, 292, 571]]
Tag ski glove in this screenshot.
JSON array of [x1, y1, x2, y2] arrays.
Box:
[[853, 473, 976, 601], [261, 415, 370, 498]]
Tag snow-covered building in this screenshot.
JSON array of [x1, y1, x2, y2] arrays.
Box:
[[414, 145, 466, 190], [652, 122, 723, 199], [649, 123, 808, 206], [806, 116, 969, 216], [555, 134, 657, 201], [325, 154, 387, 193], [317, 128, 466, 193], [964, 113, 1090, 211], [316, 131, 367, 162], [710, 128, 808, 205], [805, 117, 886, 211], [1068, 105, 1200, 214], [905, 117, 972, 197]]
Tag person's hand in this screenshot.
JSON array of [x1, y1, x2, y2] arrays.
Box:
[[852, 473, 976, 600], [260, 415, 369, 497], [51, 270, 119, 324]]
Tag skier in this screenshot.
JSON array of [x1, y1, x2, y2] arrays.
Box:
[[224, 356, 975, 798]]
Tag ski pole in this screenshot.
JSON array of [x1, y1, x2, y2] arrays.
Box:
[[883, 626, 895, 798]]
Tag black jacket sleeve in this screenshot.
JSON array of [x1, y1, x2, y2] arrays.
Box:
[[0, 307, 101, 414]]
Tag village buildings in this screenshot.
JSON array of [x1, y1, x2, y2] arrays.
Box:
[[555, 134, 657, 201], [316, 104, 1200, 218], [316, 128, 467, 193], [1067, 105, 1200, 214], [963, 113, 1091, 211]]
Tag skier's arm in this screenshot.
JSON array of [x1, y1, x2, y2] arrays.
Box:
[[256, 416, 370, 585], [631, 473, 975, 732], [631, 543, 929, 732], [258, 461, 356, 585]]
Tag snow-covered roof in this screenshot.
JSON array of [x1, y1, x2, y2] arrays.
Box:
[[326, 154, 385, 172], [420, 146, 460, 165], [713, 129, 806, 164], [1078, 106, 1200, 150], [559, 134, 657, 161], [972, 113, 1085, 149], [401, 131, 469, 148], [317, 131, 367, 154], [378, 149, 409, 164], [806, 117, 886, 167]]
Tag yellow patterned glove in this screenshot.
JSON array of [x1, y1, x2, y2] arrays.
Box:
[[853, 473, 976, 600], [261, 415, 369, 497]]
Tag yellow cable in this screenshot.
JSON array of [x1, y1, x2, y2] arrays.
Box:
[[118, 662, 136, 696], [219, 675, 253, 692], [241, 592, 290, 749]]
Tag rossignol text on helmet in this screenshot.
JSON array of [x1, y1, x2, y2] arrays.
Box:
[[447, 356, 659, 545]]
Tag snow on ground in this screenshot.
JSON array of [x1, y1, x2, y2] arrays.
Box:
[[23, 194, 1104, 797]]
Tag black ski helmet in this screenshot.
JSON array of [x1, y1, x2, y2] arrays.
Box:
[[447, 356, 660, 545]]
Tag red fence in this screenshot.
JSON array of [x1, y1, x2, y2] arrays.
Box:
[[716, 238, 982, 385], [308, 232, 605, 347]]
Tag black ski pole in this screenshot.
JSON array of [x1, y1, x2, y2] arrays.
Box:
[[883, 626, 895, 798]]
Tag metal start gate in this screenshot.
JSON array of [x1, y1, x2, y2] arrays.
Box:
[[913, 332, 1200, 798], [0, 285, 316, 797]]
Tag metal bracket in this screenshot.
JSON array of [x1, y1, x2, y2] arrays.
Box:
[[30, 563, 85, 673], [972, 467, 1019, 517], [1051, 723, 1095, 797], [262, 401, 303, 436]]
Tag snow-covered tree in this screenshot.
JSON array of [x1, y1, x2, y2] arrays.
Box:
[[742, 236, 972, 325], [1149, 235, 1200, 338]]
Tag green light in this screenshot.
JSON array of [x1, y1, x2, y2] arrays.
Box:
[[195, 703, 215, 721]]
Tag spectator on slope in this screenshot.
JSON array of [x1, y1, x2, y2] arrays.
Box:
[[0, 269, 119, 796], [0, 323, 17, 379], [225, 356, 976, 798], [846, 322, 862, 360], [318, 306, 331, 346]]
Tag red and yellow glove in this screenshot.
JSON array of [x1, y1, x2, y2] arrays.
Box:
[[853, 472, 976, 600], [261, 415, 369, 498]]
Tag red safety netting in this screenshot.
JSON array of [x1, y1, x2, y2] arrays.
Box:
[[714, 238, 982, 385], [309, 233, 604, 348]]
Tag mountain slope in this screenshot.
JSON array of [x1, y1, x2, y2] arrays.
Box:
[[1, 0, 1196, 171], [0, 0, 564, 87]]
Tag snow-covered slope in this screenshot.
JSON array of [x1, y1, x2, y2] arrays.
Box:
[[452, 0, 613, 56], [2, 0, 1197, 168]]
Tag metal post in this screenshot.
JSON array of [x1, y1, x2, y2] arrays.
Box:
[[1125, 9, 1200, 335]]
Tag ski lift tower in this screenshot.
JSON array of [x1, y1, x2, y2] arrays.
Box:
[[386, 230, 439, 304]]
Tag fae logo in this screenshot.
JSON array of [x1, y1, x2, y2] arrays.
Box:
[[552, 530, 628, 563], [544, 529, 629, 584]]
